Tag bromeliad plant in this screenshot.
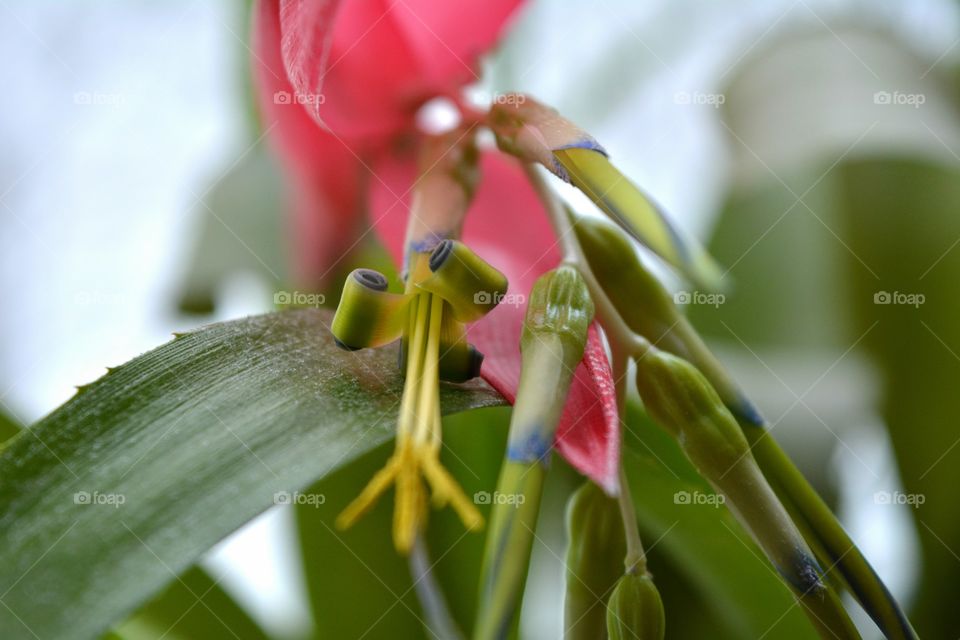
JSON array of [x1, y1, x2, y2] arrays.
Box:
[[254, 0, 918, 638], [0, 2, 925, 640]]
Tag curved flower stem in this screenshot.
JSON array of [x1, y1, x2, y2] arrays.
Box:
[[611, 346, 647, 576]]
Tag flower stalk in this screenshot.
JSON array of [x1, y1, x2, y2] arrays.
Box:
[[475, 267, 594, 640]]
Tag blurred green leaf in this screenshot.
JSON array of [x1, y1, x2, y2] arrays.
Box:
[[837, 157, 960, 638], [112, 566, 269, 640], [176, 147, 288, 314], [0, 309, 502, 640], [0, 407, 20, 446]]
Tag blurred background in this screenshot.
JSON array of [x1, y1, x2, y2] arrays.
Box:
[[2, 0, 959, 638]]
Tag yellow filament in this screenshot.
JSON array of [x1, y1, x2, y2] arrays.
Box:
[[414, 294, 444, 444], [397, 293, 429, 439], [337, 256, 484, 553]]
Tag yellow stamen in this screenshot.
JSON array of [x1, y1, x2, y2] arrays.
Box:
[[336, 254, 484, 553]]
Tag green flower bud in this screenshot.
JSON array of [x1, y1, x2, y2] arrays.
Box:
[[556, 146, 721, 291], [509, 266, 594, 464], [417, 240, 508, 323], [634, 349, 861, 638], [575, 214, 902, 637], [521, 265, 594, 357], [474, 268, 595, 640], [633, 349, 749, 475], [474, 461, 545, 640], [572, 211, 762, 427], [564, 482, 626, 640], [605, 573, 665, 640], [331, 269, 409, 351]]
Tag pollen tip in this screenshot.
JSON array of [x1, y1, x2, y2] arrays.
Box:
[[429, 239, 454, 272], [353, 268, 389, 291]]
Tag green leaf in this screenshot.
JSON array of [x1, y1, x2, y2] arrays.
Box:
[[112, 566, 269, 640], [0, 406, 21, 446], [0, 309, 503, 640]]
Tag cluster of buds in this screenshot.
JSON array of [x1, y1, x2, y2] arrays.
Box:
[[325, 95, 915, 640]]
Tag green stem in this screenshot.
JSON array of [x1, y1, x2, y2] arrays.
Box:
[[410, 534, 465, 640], [747, 430, 919, 640], [610, 346, 647, 575]]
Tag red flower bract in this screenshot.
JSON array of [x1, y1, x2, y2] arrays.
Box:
[[253, 0, 621, 493]]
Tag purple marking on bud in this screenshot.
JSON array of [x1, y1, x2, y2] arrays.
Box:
[[507, 429, 553, 464]]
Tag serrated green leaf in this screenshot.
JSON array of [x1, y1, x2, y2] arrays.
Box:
[[0, 309, 503, 640]]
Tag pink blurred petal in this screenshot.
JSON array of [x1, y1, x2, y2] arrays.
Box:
[[389, 0, 524, 89], [254, 0, 367, 285], [368, 147, 621, 492], [278, 0, 523, 139]]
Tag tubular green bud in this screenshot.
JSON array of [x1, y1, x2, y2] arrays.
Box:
[[509, 266, 594, 463], [634, 348, 809, 576], [416, 240, 508, 323], [605, 573, 665, 640], [572, 211, 762, 427], [521, 265, 594, 355], [556, 147, 723, 290], [634, 349, 861, 639], [564, 482, 626, 640], [474, 268, 595, 640], [331, 269, 409, 351]]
